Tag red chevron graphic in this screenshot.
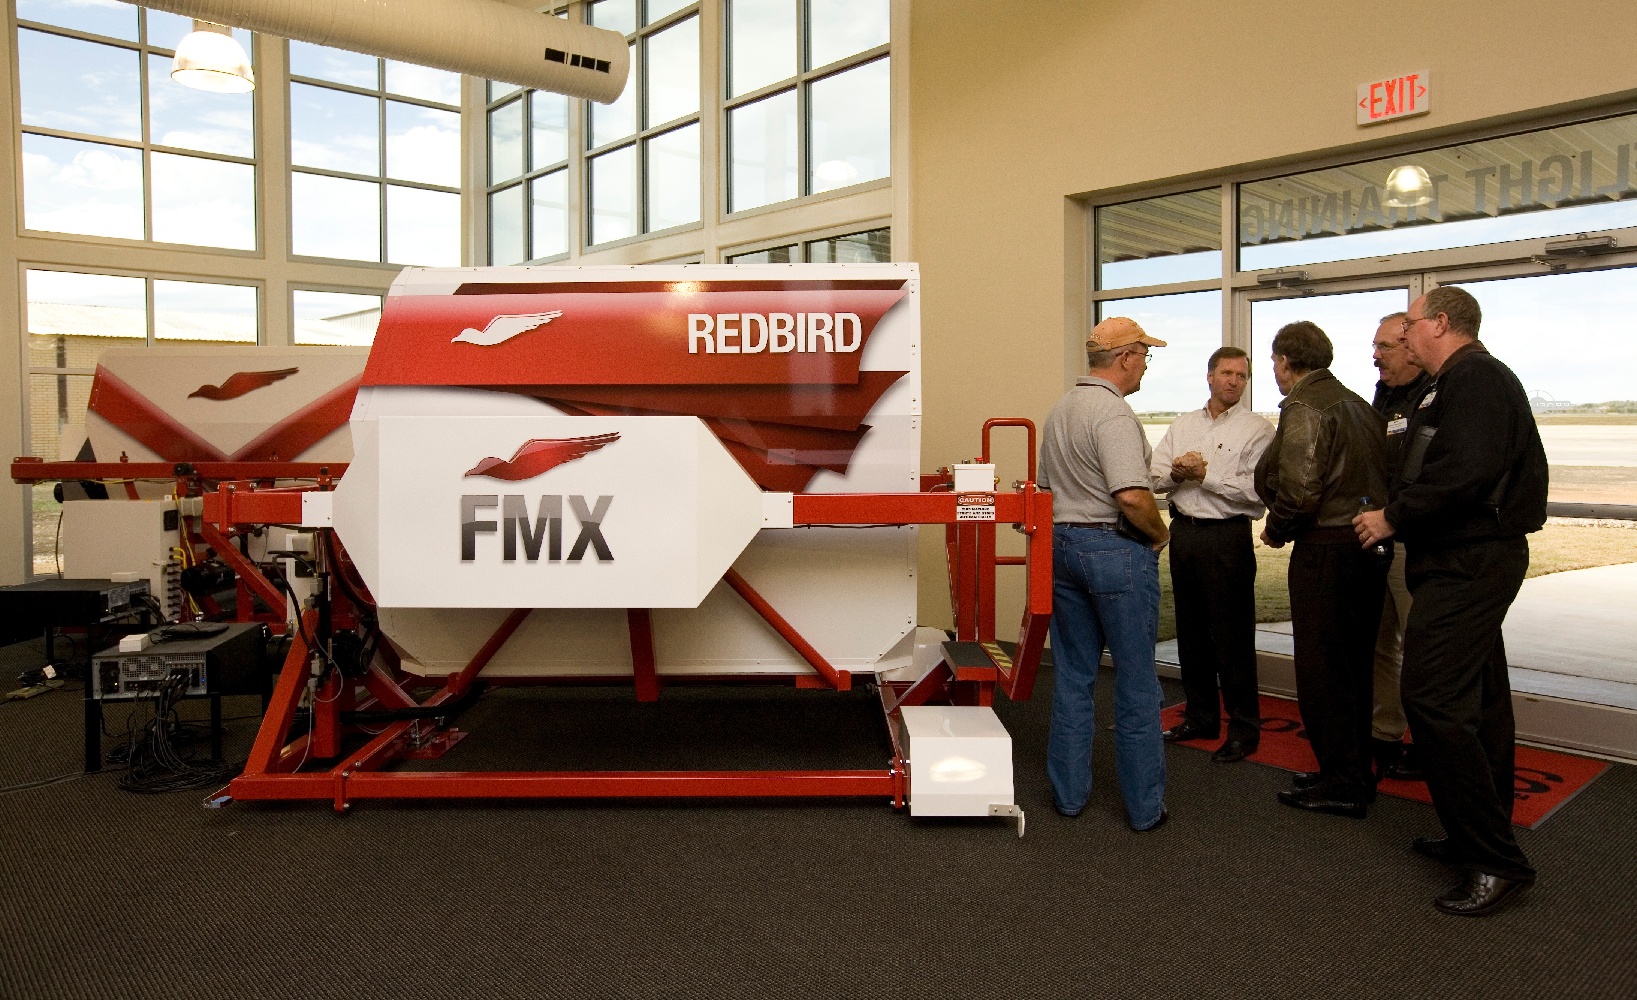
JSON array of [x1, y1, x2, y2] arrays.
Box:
[[462, 432, 621, 481], [188, 367, 300, 401]]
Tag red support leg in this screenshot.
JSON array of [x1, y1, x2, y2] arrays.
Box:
[[722, 569, 849, 690], [627, 609, 660, 702]]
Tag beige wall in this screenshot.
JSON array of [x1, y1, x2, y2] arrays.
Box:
[[907, 0, 1637, 628]]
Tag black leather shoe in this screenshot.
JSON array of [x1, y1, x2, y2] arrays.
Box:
[[1276, 788, 1367, 819], [1434, 871, 1531, 917], [1291, 770, 1323, 790], [1412, 836, 1458, 864], [1210, 738, 1257, 763], [1386, 742, 1426, 781], [1162, 721, 1218, 743], [1132, 806, 1168, 833]]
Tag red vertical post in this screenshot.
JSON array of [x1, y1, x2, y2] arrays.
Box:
[[310, 669, 344, 759], [627, 608, 660, 702], [977, 522, 997, 641], [954, 523, 978, 641]]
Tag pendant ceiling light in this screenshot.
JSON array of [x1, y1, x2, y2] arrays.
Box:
[[1383, 164, 1433, 208], [171, 20, 256, 94]]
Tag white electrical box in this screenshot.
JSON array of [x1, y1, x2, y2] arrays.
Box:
[[901, 705, 1015, 817], [952, 463, 996, 492]]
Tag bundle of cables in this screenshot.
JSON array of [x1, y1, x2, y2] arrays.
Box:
[[109, 669, 241, 793]]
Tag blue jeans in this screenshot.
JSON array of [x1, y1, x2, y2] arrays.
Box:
[[1046, 524, 1166, 827]]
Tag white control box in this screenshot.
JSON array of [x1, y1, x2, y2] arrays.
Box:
[[901, 705, 1015, 817]]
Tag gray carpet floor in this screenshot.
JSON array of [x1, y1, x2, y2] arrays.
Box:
[[1, 636, 1633, 1000]]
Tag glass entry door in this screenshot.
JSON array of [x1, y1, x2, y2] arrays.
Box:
[[1240, 279, 1420, 416]]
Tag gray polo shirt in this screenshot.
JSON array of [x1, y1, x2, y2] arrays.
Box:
[[1038, 375, 1154, 523]]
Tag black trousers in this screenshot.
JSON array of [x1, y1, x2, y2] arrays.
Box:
[[1170, 515, 1260, 740], [1288, 540, 1388, 800], [1402, 536, 1535, 882]]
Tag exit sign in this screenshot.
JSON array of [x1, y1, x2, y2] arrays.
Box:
[[1357, 71, 1430, 125]]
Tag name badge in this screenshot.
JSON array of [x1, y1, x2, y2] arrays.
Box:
[[1387, 416, 1408, 435], [1418, 390, 1437, 409]]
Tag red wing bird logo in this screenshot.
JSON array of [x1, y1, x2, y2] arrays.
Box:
[[188, 367, 301, 401], [463, 432, 621, 481]]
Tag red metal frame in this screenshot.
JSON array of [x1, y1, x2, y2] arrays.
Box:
[[14, 418, 1052, 811]]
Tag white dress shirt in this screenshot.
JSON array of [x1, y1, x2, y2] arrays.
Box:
[[1150, 399, 1276, 519]]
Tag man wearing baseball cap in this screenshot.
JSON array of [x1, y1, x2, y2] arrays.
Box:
[[1038, 315, 1171, 831]]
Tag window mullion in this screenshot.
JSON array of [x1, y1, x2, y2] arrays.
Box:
[[797, 0, 809, 197]]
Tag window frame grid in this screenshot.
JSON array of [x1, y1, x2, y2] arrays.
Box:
[[287, 45, 463, 264], [722, 0, 889, 216], [719, 220, 890, 263], [483, 89, 575, 263], [583, 0, 704, 247], [14, 12, 261, 250], [24, 267, 266, 379]]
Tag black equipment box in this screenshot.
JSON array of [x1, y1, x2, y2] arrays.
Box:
[[91, 622, 266, 701], [0, 578, 151, 625]]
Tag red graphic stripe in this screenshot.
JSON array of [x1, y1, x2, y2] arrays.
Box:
[[453, 279, 906, 295], [503, 371, 907, 431], [230, 376, 362, 462], [543, 400, 828, 492], [463, 432, 621, 481], [559, 399, 866, 471], [362, 288, 909, 388], [719, 438, 823, 493], [87, 367, 227, 462]]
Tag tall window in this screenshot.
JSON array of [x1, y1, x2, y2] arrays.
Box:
[[288, 41, 462, 264], [488, 77, 573, 263], [481, 0, 894, 263], [726, 0, 889, 213], [16, 4, 256, 248], [586, 0, 701, 245]]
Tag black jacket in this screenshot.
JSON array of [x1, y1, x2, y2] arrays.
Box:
[[1373, 370, 1432, 477], [1385, 342, 1548, 547], [1254, 369, 1389, 544]]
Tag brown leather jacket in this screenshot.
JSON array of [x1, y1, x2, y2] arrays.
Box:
[[1254, 369, 1389, 544]]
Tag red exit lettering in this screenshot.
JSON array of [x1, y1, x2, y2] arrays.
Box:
[[1357, 70, 1431, 126]]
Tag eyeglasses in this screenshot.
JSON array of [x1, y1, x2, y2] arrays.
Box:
[[1372, 341, 1402, 352], [1123, 349, 1151, 363], [1400, 315, 1431, 332]]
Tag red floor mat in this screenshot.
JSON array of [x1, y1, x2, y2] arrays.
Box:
[[1162, 694, 1610, 829]]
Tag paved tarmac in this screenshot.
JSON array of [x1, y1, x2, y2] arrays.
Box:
[[1145, 422, 1636, 468]]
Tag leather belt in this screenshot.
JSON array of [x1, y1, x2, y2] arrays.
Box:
[[1170, 512, 1250, 526], [1057, 521, 1116, 529]]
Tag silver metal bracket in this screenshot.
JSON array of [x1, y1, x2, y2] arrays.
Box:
[[989, 802, 1026, 838]]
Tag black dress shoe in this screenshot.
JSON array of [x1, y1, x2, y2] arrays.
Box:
[[1210, 738, 1257, 763], [1386, 743, 1426, 781], [1291, 770, 1322, 790], [1162, 721, 1219, 743], [1412, 836, 1458, 863], [1276, 787, 1367, 819], [1434, 870, 1531, 916], [1132, 806, 1169, 833]]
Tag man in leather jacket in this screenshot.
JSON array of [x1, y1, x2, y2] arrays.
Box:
[[1254, 321, 1389, 819]]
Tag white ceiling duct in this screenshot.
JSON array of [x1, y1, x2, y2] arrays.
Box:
[[140, 0, 630, 103]]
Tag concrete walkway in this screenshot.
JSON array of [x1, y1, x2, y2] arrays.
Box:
[[1178, 563, 1637, 710]]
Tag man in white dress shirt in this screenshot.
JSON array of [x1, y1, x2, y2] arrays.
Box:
[[1153, 346, 1276, 763]]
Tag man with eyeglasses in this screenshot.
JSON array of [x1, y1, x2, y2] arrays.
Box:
[[1151, 347, 1275, 764], [1253, 321, 1389, 821], [1367, 312, 1433, 784], [1038, 316, 1171, 832], [1354, 286, 1547, 918]]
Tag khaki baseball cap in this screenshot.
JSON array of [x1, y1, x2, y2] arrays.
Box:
[[1087, 316, 1167, 353]]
